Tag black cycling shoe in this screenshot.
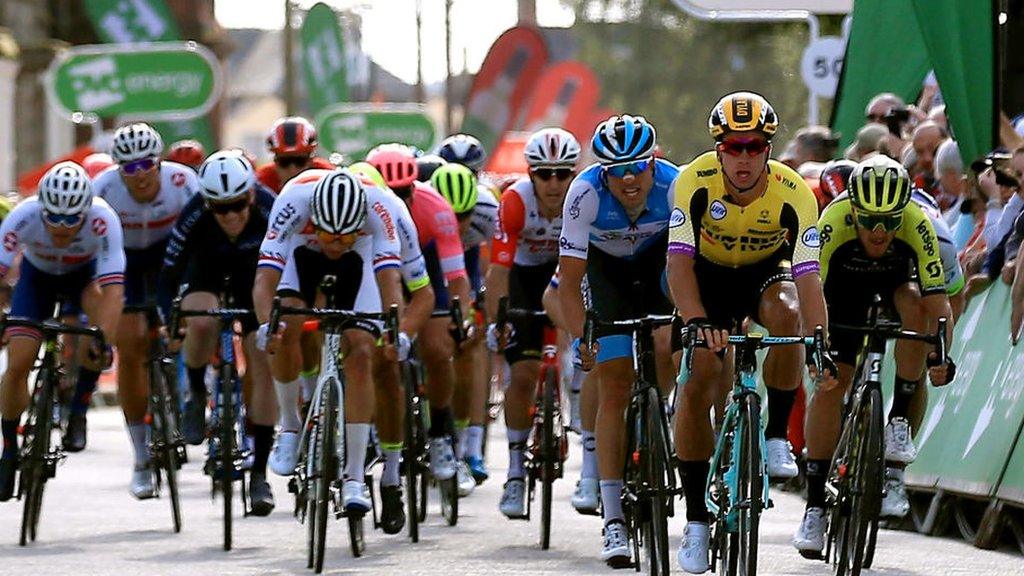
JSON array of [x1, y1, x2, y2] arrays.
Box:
[[379, 485, 406, 535], [181, 399, 206, 446], [0, 454, 18, 502], [249, 473, 275, 517], [63, 413, 87, 453]]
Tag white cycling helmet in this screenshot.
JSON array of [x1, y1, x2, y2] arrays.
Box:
[[38, 161, 93, 216], [524, 127, 581, 168], [310, 169, 367, 235], [110, 122, 164, 164], [198, 150, 256, 202]]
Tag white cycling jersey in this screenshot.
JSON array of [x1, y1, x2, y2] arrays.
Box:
[[461, 185, 499, 249], [0, 197, 125, 285], [376, 186, 429, 291], [92, 161, 199, 250], [491, 178, 562, 267]]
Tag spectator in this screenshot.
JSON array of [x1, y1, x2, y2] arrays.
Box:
[[911, 122, 948, 176], [844, 123, 889, 161], [864, 92, 906, 125], [963, 148, 1024, 299], [778, 125, 840, 170], [927, 105, 948, 131], [933, 138, 967, 226]]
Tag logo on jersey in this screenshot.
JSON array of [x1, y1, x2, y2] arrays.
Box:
[[669, 208, 686, 228], [696, 168, 718, 178], [372, 201, 396, 242], [568, 189, 588, 219], [801, 226, 820, 248], [925, 260, 943, 279], [709, 200, 727, 220], [171, 172, 186, 188], [91, 218, 107, 237], [3, 232, 17, 252]]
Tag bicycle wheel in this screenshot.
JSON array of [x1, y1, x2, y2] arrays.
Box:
[[642, 386, 672, 576], [540, 368, 556, 550], [20, 368, 54, 546], [403, 366, 420, 543], [313, 380, 339, 574], [152, 361, 182, 533], [220, 367, 235, 551], [833, 388, 883, 576], [732, 393, 763, 576], [348, 513, 365, 557], [711, 412, 736, 576], [440, 473, 459, 526]]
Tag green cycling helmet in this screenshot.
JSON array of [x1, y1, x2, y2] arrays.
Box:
[[849, 155, 912, 214], [347, 161, 389, 190], [431, 163, 478, 214]]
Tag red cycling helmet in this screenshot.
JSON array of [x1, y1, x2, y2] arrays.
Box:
[[81, 152, 116, 178], [266, 116, 318, 156], [819, 159, 858, 201], [366, 143, 418, 189], [166, 139, 206, 169]]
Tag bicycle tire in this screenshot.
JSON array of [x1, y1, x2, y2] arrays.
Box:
[[152, 360, 182, 533], [313, 380, 339, 574], [20, 367, 54, 545], [540, 368, 556, 550], [733, 393, 763, 576], [220, 366, 235, 551], [643, 386, 672, 576], [440, 474, 459, 526], [832, 387, 883, 576], [403, 366, 420, 543], [863, 519, 879, 568], [712, 415, 735, 576], [348, 513, 365, 557]]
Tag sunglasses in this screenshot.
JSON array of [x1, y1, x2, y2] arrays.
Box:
[[274, 155, 311, 169], [121, 157, 157, 175], [866, 113, 887, 122], [315, 230, 358, 245], [531, 168, 574, 181], [206, 196, 249, 215], [717, 138, 770, 157], [854, 210, 903, 232], [604, 157, 652, 179], [43, 211, 84, 227]]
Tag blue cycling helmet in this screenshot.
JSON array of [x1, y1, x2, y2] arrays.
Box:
[[591, 114, 657, 165]]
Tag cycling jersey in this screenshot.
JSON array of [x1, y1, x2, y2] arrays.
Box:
[[377, 186, 430, 292], [255, 157, 335, 194], [462, 185, 499, 249], [407, 181, 466, 281], [559, 159, 679, 261], [493, 178, 563, 267], [258, 169, 401, 274], [668, 151, 820, 277], [911, 189, 964, 295], [92, 161, 199, 250], [0, 197, 125, 285]]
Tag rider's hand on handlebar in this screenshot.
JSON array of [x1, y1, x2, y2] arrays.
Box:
[[927, 352, 956, 386], [256, 322, 283, 355], [687, 318, 729, 353], [575, 337, 598, 372], [486, 322, 515, 352], [809, 352, 839, 391]]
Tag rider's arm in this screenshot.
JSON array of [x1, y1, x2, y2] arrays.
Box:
[[0, 201, 25, 283], [402, 284, 435, 337], [484, 190, 524, 319], [904, 205, 953, 346], [365, 191, 405, 317], [666, 169, 707, 321], [375, 266, 404, 318], [557, 181, 598, 339], [432, 202, 471, 319], [542, 277, 569, 333], [787, 171, 829, 335], [557, 257, 587, 340], [92, 203, 127, 337], [157, 196, 203, 318]]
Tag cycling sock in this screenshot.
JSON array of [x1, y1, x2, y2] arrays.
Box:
[[127, 421, 150, 468], [764, 387, 797, 440], [581, 430, 598, 480], [274, 378, 302, 431], [679, 459, 711, 522], [381, 445, 402, 488], [2, 418, 19, 459], [599, 479, 625, 524], [300, 368, 318, 404], [570, 368, 584, 394], [455, 418, 469, 460], [465, 425, 484, 460], [506, 427, 530, 480], [805, 458, 830, 509], [889, 376, 918, 422], [428, 406, 454, 439], [185, 365, 207, 403], [251, 423, 274, 476], [344, 423, 371, 482], [70, 368, 101, 416]]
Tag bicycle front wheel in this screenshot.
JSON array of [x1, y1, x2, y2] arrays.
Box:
[[20, 368, 55, 546], [540, 368, 557, 550], [403, 365, 420, 542], [313, 380, 339, 573], [642, 386, 672, 576], [732, 393, 764, 576], [220, 369, 235, 551], [153, 361, 182, 533]]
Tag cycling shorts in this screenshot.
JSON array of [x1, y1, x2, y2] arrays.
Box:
[[276, 246, 382, 337], [124, 240, 168, 307], [183, 262, 259, 334], [10, 259, 92, 335], [505, 261, 557, 365], [694, 248, 792, 333], [826, 260, 914, 366]]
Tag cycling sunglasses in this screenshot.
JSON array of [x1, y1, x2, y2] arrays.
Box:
[[853, 210, 903, 232], [531, 167, 575, 181], [120, 157, 157, 175], [315, 229, 358, 245], [716, 137, 770, 157], [43, 211, 84, 227], [206, 196, 249, 215], [274, 155, 310, 169], [604, 157, 652, 178]]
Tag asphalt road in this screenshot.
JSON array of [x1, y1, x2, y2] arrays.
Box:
[[1, 407, 1022, 575]]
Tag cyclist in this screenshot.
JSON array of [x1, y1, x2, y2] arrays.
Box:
[[157, 150, 278, 515], [254, 168, 404, 514], [666, 92, 833, 573], [166, 139, 206, 172], [793, 156, 956, 558], [0, 162, 124, 501], [349, 160, 435, 534], [255, 116, 334, 194], [416, 154, 449, 183], [484, 127, 579, 517], [437, 134, 487, 174], [82, 152, 116, 179], [92, 122, 200, 498], [432, 162, 498, 491], [366, 144, 474, 488]]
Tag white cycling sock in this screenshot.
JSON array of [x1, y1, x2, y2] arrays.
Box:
[[506, 427, 530, 480], [381, 448, 402, 488], [344, 423, 371, 482], [300, 370, 317, 404], [456, 425, 469, 460], [274, 378, 302, 431], [465, 425, 484, 460], [127, 421, 150, 468], [581, 430, 598, 480], [600, 479, 625, 524]]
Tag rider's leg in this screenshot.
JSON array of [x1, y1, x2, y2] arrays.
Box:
[[503, 358, 540, 481], [674, 350, 724, 523], [420, 318, 456, 439], [116, 312, 152, 468], [340, 328, 377, 483], [464, 339, 488, 462], [373, 349, 404, 488], [803, 363, 856, 509], [241, 333, 277, 477], [269, 297, 307, 433], [299, 330, 320, 404], [180, 291, 219, 413], [890, 283, 928, 424], [594, 349, 634, 524], [758, 281, 805, 442]]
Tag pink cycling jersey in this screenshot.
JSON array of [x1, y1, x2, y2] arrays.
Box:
[[407, 182, 466, 282]]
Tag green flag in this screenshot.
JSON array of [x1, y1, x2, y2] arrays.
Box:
[[300, 2, 349, 117]]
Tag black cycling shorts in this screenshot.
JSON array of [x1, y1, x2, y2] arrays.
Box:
[[694, 249, 793, 332], [276, 246, 380, 337], [183, 261, 260, 334], [504, 261, 557, 365], [825, 259, 915, 365]]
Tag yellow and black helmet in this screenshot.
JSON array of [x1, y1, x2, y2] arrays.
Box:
[[849, 155, 912, 214], [708, 91, 779, 141]]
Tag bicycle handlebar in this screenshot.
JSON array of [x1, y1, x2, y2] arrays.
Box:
[[430, 296, 466, 344], [0, 316, 105, 348], [831, 317, 949, 366], [582, 310, 674, 352]]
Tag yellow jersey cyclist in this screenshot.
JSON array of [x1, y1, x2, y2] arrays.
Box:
[[793, 155, 956, 558], [666, 91, 835, 573]]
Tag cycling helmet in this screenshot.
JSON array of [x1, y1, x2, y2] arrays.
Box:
[[110, 123, 164, 163], [197, 150, 255, 202], [38, 161, 93, 216], [81, 152, 115, 178], [849, 155, 912, 214], [524, 127, 581, 168], [437, 134, 486, 172], [708, 92, 779, 141], [416, 154, 448, 182], [310, 169, 367, 235], [366, 143, 419, 189], [431, 163, 478, 214], [266, 116, 318, 156], [166, 139, 206, 169], [348, 161, 388, 190], [591, 114, 657, 165], [819, 159, 858, 201]]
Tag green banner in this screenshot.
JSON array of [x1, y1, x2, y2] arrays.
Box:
[[316, 104, 436, 161], [83, 0, 180, 43], [300, 2, 348, 117]]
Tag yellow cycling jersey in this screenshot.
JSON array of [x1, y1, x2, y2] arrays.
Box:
[[667, 151, 822, 277], [817, 195, 946, 295]]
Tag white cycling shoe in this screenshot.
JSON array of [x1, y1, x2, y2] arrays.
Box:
[[882, 472, 911, 518], [429, 437, 457, 481], [677, 521, 711, 574], [269, 430, 300, 476], [571, 477, 600, 515], [602, 520, 632, 568], [766, 438, 799, 479], [884, 418, 918, 464], [499, 479, 527, 518], [793, 507, 826, 558], [130, 465, 156, 500], [342, 479, 371, 514], [456, 461, 476, 497]]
